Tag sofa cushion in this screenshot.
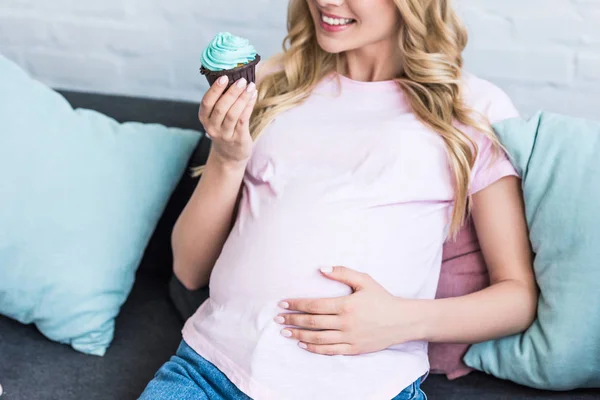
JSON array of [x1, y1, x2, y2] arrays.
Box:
[[421, 373, 600, 400]]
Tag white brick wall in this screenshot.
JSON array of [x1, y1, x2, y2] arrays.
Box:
[[1, 0, 598, 120]]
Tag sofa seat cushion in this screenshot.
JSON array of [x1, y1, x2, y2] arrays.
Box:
[[422, 373, 600, 400]]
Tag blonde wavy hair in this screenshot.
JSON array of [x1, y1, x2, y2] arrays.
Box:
[[193, 0, 502, 238]]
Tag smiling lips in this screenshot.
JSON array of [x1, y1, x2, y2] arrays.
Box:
[[319, 11, 356, 32]]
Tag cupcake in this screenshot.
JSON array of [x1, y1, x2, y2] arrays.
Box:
[[200, 32, 261, 91]]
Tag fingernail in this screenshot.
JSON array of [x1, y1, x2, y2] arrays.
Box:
[[274, 316, 285, 324], [251, 90, 258, 99], [279, 301, 289, 309], [281, 329, 292, 338], [218, 75, 228, 85], [237, 78, 247, 88], [246, 82, 256, 93], [320, 266, 334, 273], [298, 342, 308, 349]]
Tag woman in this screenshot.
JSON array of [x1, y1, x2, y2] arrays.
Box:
[[140, 0, 538, 399]]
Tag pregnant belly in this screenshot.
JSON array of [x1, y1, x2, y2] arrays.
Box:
[[208, 205, 445, 307], [210, 209, 376, 303], [208, 213, 358, 306]]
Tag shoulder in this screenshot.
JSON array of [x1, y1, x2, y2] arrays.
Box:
[[461, 71, 520, 124], [461, 73, 521, 192]]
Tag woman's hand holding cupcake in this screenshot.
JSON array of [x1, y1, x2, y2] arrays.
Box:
[[198, 75, 258, 169], [197, 32, 261, 169]]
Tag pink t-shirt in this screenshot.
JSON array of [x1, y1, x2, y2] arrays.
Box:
[[182, 71, 519, 400]]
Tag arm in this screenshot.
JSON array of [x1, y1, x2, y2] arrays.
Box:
[[173, 70, 257, 291], [172, 152, 245, 291], [419, 176, 538, 344]]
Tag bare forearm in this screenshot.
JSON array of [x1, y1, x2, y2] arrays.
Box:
[[410, 280, 538, 344], [172, 152, 246, 290]]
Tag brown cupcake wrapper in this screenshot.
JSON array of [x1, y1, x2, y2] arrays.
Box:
[[200, 54, 261, 91]]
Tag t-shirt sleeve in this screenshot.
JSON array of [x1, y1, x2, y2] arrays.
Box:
[[468, 82, 520, 195]]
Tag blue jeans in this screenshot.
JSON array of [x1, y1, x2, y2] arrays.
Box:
[[139, 340, 427, 399]]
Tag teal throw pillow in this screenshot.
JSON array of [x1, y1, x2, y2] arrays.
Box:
[[464, 112, 600, 390], [0, 54, 201, 356]]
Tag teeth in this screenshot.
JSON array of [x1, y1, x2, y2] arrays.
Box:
[[321, 14, 354, 26]]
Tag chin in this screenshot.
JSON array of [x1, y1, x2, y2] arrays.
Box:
[[315, 36, 347, 54]]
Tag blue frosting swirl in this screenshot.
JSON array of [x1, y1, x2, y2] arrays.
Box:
[[201, 32, 258, 71]]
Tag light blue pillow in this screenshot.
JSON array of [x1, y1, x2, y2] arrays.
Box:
[[0, 54, 201, 356], [464, 112, 600, 390]]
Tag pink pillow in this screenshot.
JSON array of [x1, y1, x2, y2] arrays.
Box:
[[428, 216, 490, 380]]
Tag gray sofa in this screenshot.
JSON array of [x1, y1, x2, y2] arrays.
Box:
[[1, 90, 598, 400]]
